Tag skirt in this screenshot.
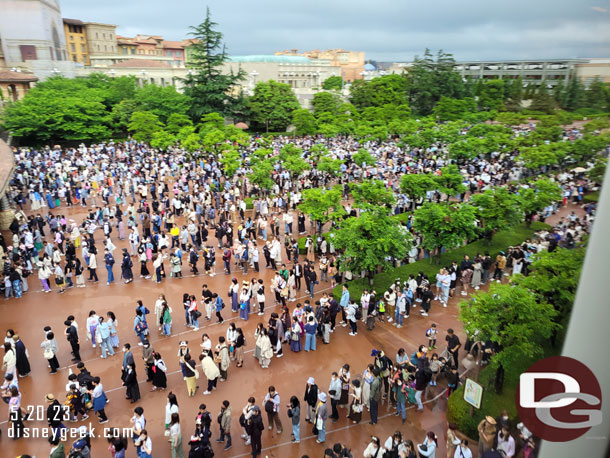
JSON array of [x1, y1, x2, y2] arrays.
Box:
[[185, 376, 197, 396], [339, 388, 349, 406], [348, 402, 362, 422], [153, 368, 167, 389], [254, 345, 261, 360], [290, 335, 302, 352]]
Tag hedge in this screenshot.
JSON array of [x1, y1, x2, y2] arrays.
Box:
[[447, 365, 519, 440], [332, 221, 550, 300], [583, 191, 599, 203]]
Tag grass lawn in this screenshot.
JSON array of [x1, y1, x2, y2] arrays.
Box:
[[333, 221, 550, 300]]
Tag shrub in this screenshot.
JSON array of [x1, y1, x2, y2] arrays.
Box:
[[583, 191, 599, 203], [244, 197, 254, 209]]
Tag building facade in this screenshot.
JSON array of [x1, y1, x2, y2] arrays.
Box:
[[84, 22, 117, 57], [275, 48, 365, 82], [0, 0, 77, 79], [0, 69, 38, 103], [63, 18, 89, 65]]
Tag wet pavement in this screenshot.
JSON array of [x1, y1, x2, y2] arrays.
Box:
[[0, 200, 583, 458]]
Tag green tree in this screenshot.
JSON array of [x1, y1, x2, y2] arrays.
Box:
[[250, 159, 275, 193], [165, 113, 194, 135], [1, 78, 112, 143], [400, 173, 437, 209], [249, 80, 300, 132], [317, 156, 344, 178], [563, 78, 585, 111], [133, 84, 191, 123], [448, 137, 486, 162], [517, 179, 562, 224], [128, 111, 163, 143], [435, 164, 467, 202], [292, 109, 317, 135], [283, 155, 311, 179], [349, 180, 396, 210], [514, 247, 584, 345], [529, 84, 556, 114], [470, 187, 522, 241], [182, 132, 202, 153], [588, 157, 607, 186], [219, 145, 241, 176], [298, 186, 345, 232], [413, 202, 478, 263], [352, 148, 376, 167], [110, 98, 139, 131], [182, 7, 245, 119], [495, 112, 526, 126], [433, 97, 476, 121], [504, 77, 523, 111], [460, 283, 558, 393], [406, 49, 465, 115], [331, 209, 412, 278], [312, 91, 343, 116], [350, 74, 408, 109], [478, 79, 505, 111], [322, 75, 343, 90], [150, 130, 176, 150], [584, 78, 610, 112]]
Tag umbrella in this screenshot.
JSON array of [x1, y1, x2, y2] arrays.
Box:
[[234, 122, 248, 130], [572, 167, 587, 173]]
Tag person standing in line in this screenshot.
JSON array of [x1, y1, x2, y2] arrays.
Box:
[[90, 376, 109, 424], [104, 248, 115, 285], [97, 317, 115, 359], [41, 331, 60, 374], [286, 395, 301, 443], [246, 405, 264, 457], [122, 362, 140, 403], [263, 385, 283, 434], [216, 336, 230, 381], [445, 328, 461, 370], [314, 392, 328, 444], [368, 368, 381, 425], [234, 328, 245, 368], [216, 399, 232, 451], [12, 335, 31, 377], [328, 372, 341, 423], [87, 250, 99, 282], [135, 429, 152, 458], [182, 353, 198, 397]]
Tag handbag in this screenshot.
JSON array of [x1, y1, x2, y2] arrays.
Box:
[[43, 348, 54, 359], [291, 332, 299, 342]]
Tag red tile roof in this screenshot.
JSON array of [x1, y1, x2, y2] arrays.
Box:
[[110, 59, 171, 69], [0, 70, 38, 82]]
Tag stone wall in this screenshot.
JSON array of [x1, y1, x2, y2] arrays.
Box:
[[0, 139, 15, 230]]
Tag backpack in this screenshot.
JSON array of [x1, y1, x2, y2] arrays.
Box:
[[354, 306, 362, 321], [410, 351, 419, 366]]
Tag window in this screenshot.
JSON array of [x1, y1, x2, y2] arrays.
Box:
[[103, 33, 106, 39], [96, 32, 99, 39], [72, 55, 77, 62], [104, 45, 107, 51], [19, 45, 37, 61], [81, 36, 84, 41], [81, 44, 85, 52], [71, 43, 75, 52], [122, 47, 127, 55], [131, 48, 135, 55]]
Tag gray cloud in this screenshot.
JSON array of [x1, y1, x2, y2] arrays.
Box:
[[59, 0, 610, 61]]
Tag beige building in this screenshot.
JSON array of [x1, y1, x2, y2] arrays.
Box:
[[275, 48, 365, 82], [575, 59, 610, 84], [84, 22, 118, 58], [0, 68, 38, 103]]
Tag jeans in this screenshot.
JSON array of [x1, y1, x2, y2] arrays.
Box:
[[394, 310, 403, 325], [305, 333, 316, 351], [441, 285, 449, 303], [136, 332, 147, 345], [191, 316, 199, 329], [370, 399, 378, 423], [106, 266, 114, 283], [185, 309, 191, 326], [308, 282, 315, 298], [397, 400, 406, 419], [317, 420, 326, 442], [162, 323, 171, 336], [415, 390, 423, 410], [101, 337, 114, 358], [292, 423, 300, 442], [220, 427, 232, 447]]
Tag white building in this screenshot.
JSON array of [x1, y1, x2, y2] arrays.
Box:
[[0, 0, 78, 80]]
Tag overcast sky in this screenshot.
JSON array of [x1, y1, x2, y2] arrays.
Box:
[[60, 0, 610, 62]]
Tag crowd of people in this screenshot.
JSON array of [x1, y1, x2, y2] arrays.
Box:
[[0, 128, 598, 458]]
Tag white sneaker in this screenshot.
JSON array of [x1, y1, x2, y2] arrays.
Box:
[[348, 332, 355, 336], [442, 302, 447, 308], [203, 391, 211, 395], [421, 312, 428, 316], [276, 353, 283, 358]]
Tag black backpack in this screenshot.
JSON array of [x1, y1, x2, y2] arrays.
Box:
[[355, 307, 362, 321]]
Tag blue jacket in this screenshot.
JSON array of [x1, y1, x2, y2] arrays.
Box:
[[340, 290, 350, 308]]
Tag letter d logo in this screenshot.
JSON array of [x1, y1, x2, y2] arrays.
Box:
[[520, 372, 580, 408]]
